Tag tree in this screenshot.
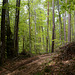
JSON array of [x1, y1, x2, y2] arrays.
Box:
[[49, 20, 51, 53], [34, 10, 37, 53], [14, 0, 21, 56], [64, 0, 67, 43], [42, 26, 44, 51], [52, 0, 55, 52], [0, 0, 6, 64], [74, 11, 75, 41], [46, 0, 49, 53], [22, 35, 25, 52], [57, 0, 62, 42], [68, 9, 71, 42], [5, 0, 14, 59], [28, 0, 31, 53]]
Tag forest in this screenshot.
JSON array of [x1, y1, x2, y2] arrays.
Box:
[[0, 0, 75, 75]]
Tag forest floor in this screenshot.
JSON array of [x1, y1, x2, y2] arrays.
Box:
[[0, 43, 75, 75]]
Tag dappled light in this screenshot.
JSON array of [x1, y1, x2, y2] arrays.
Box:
[[0, 0, 75, 75]]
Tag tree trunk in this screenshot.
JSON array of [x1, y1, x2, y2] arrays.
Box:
[[0, 0, 6, 64], [71, 24, 74, 41], [23, 36, 25, 52], [34, 10, 37, 53], [6, 0, 14, 59], [57, 0, 62, 42], [39, 26, 41, 54], [14, 0, 20, 56], [28, 0, 31, 53], [74, 11, 75, 41], [46, 0, 49, 53], [42, 26, 44, 50], [52, 0, 55, 52], [68, 11, 71, 42], [64, 12, 67, 43], [64, 0, 67, 44], [49, 20, 51, 53], [49, 37, 50, 53]]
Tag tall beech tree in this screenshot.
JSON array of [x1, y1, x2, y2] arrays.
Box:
[[49, 20, 51, 53], [46, 0, 49, 53], [68, 10, 71, 42], [6, 0, 14, 58], [0, 0, 6, 64], [64, 12, 67, 43], [34, 10, 37, 53], [64, 0, 67, 43], [57, 0, 62, 41], [52, 0, 55, 52], [28, 0, 31, 53], [22, 35, 25, 52], [14, 0, 21, 56], [74, 11, 75, 41], [42, 26, 44, 50]]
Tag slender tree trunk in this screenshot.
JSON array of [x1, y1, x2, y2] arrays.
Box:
[[46, 0, 49, 53], [0, 0, 6, 64], [23, 36, 25, 52], [64, 12, 67, 43], [68, 11, 71, 42], [14, 0, 20, 56], [28, 0, 31, 53], [52, 0, 55, 52], [49, 37, 50, 53], [64, 0, 67, 43], [74, 11, 75, 41], [49, 20, 51, 53], [71, 24, 74, 41], [39, 26, 41, 54], [34, 10, 37, 53], [57, 0, 62, 42], [42, 26, 44, 49]]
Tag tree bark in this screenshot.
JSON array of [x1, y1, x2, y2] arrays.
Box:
[[39, 26, 41, 54], [46, 0, 49, 53], [5, 0, 14, 59], [23, 36, 25, 52], [52, 0, 55, 52], [68, 11, 71, 42], [64, 12, 67, 43], [64, 0, 67, 43], [34, 10, 37, 53], [0, 0, 6, 64], [49, 20, 51, 53], [42, 26, 44, 50], [28, 0, 31, 53], [14, 0, 20, 56], [74, 11, 75, 41], [57, 0, 62, 42]]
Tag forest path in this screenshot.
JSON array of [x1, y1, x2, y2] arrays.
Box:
[[0, 52, 58, 75]]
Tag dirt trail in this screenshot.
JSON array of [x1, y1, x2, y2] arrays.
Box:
[[0, 53, 58, 75]]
